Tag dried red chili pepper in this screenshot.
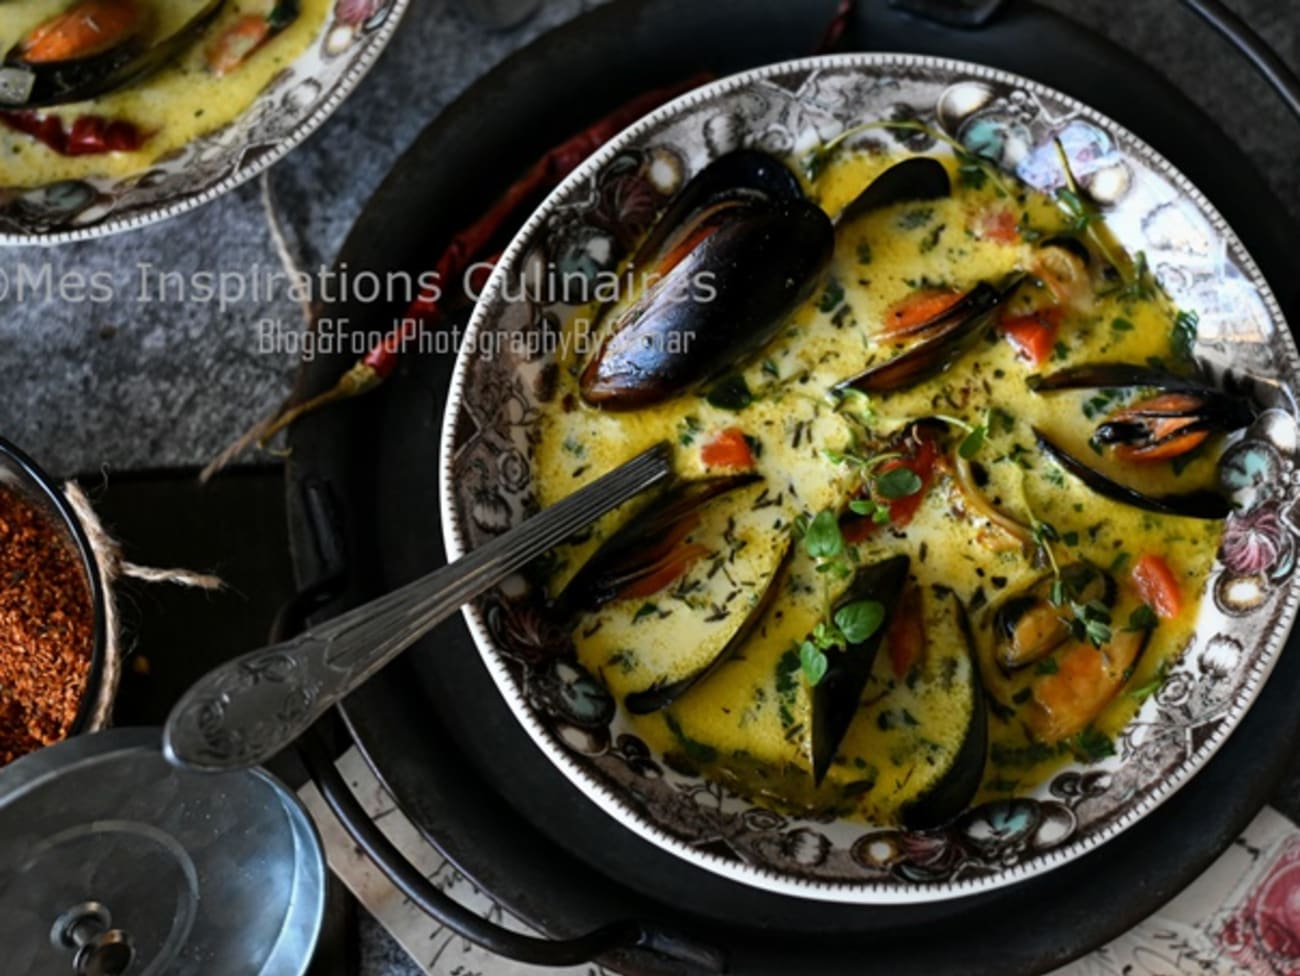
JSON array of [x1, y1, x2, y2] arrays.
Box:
[[205, 0, 861, 478], [202, 73, 712, 478], [816, 0, 858, 55], [0, 110, 147, 156]]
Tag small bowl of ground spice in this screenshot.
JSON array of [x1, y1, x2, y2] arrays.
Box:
[[0, 437, 107, 767]]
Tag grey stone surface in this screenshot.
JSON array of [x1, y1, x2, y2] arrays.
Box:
[[0, 0, 600, 478], [1, 0, 1297, 481], [0, 1, 1297, 972]]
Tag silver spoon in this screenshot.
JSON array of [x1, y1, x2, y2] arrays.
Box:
[[164, 442, 673, 772]]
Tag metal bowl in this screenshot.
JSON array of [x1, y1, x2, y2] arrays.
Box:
[[0, 436, 110, 746]]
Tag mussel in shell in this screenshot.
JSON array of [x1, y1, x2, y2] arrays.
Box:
[[811, 554, 909, 783], [991, 563, 1117, 674], [837, 156, 951, 227], [1029, 363, 1254, 517], [1029, 626, 1151, 743], [0, 0, 226, 108], [1031, 363, 1256, 463], [836, 276, 1024, 395], [1034, 428, 1231, 519], [625, 541, 793, 715], [555, 472, 760, 615], [579, 150, 834, 410]]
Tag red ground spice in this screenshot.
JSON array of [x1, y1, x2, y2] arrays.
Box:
[[0, 483, 94, 765]]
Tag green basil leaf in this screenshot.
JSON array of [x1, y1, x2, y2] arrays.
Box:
[[958, 425, 986, 459], [834, 600, 886, 644], [800, 640, 829, 686], [803, 509, 843, 560], [706, 375, 753, 411], [875, 467, 923, 500]]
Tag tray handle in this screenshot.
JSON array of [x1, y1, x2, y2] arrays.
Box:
[[1179, 0, 1300, 122], [888, 0, 1300, 124], [299, 725, 726, 973], [277, 488, 726, 974]]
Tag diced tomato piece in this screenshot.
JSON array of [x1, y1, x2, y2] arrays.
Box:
[[617, 543, 711, 600], [999, 306, 1062, 366], [883, 288, 964, 336], [841, 429, 940, 542], [887, 584, 926, 677], [700, 427, 754, 470], [1131, 554, 1182, 619], [883, 431, 940, 526], [841, 511, 876, 544], [977, 207, 1020, 243]]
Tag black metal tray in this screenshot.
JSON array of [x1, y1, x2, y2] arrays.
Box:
[[286, 1, 1300, 973]]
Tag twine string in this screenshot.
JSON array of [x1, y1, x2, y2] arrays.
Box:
[[61, 482, 224, 592], [59, 481, 225, 733]]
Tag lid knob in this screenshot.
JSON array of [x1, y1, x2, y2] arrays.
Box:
[[51, 902, 135, 976]]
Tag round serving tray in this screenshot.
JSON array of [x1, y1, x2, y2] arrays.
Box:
[[286, 0, 1300, 971]]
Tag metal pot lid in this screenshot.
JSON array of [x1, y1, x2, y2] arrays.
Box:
[[0, 728, 326, 976]]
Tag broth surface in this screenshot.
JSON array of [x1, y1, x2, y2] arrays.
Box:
[[536, 150, 1219, 824]]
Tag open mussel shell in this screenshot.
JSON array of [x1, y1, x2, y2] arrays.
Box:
[[838, 156, 951, 227], [1032, 363, 1255, 428], [1, 0, 226, 108], [1033, 427, 1231, 519], [554, 473, 760, 616], [580, 184, 834, 409], [1028, 362, 1207, 393], [992, 563, 1116, 673], [1032, 362, 1256, 464], [811, 554, 909, 784], [836, 277, 1023, 395], [625, 540, 793, 715], [630, 148, 804, 264], [900, 587, 987, 831]]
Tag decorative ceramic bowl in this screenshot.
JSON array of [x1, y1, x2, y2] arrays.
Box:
[[440, 54, 1300, 903], [0, 0, 409, 245]]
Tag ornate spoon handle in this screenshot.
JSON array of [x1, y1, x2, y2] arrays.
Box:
[[164, 443, 673, 771]]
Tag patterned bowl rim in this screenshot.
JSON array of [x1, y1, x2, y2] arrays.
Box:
[[439, 52, 1300, 904], [0, 0, 412, 247]]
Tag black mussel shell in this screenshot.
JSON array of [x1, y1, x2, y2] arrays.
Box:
[[992, 563, 1116, 673], [1028, 362, 1206, 393], [836, 276, 1023, 395], [839, 156, 951, 227], [625, 541, 793, 714], [1033, 428, 1231, 519], [812, 554, 910, 783], [900, 587, 987, 830], [631, 149, 804, 266], [554, 473, 761, 615], [580, 195, 834, 409], [2, 0, 225, 108]]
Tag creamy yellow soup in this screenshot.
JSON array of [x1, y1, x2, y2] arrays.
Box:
[[0, 0, 330, 186], [536, 149, 1220, 825]]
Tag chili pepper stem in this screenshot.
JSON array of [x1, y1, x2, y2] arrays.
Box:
[[199, 362, 381, 483], [260, 361, 382, 444]]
